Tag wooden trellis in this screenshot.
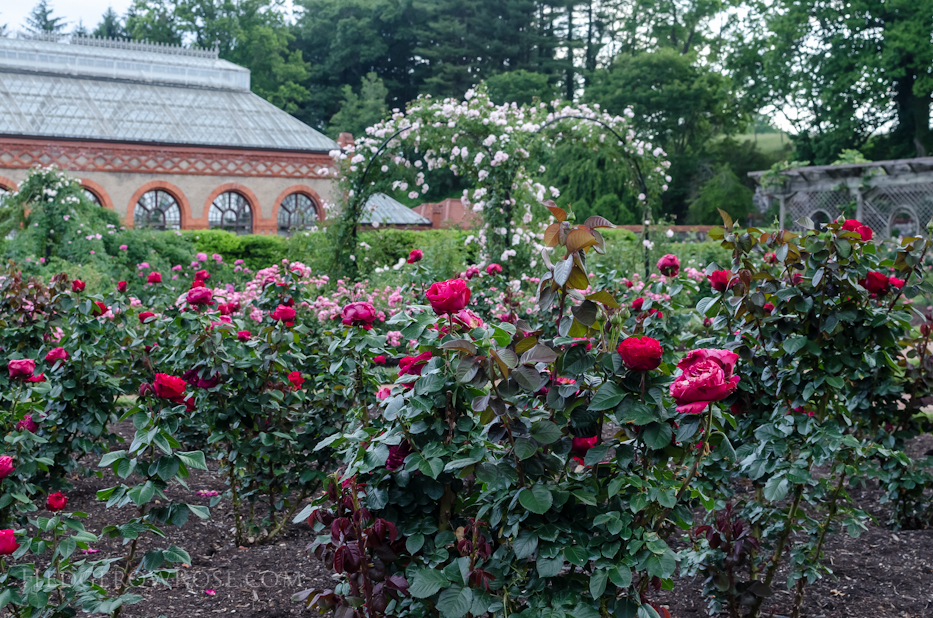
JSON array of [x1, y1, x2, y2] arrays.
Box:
[[749, 157, 933, 239]]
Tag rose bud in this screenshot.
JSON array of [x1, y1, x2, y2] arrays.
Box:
[[46, 492, 67, 512]]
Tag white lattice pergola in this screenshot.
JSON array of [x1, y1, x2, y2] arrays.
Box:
[[749, 157, 933, 240]]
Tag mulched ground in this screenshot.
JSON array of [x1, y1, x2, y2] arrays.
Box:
[[59, 427, 933, 617]]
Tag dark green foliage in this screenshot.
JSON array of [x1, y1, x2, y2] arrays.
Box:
[[329, 72, 389, 138], [485, 70, 556, 106], [685, 164, 754, 225]]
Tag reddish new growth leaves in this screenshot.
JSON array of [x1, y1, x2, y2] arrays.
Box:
[[296, 478, 410, 618]]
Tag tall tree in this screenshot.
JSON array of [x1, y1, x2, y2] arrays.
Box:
[[93, 7, 126, 38], [329, 72, 389, 138], [125, 0, 183, 43], [732, 0, 933, 162], [24, 0, 68, 34]]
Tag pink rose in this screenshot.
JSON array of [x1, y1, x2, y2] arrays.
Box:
[[426, 278, 471, 314], [453, 309, 484, 330], [0, 456, 14, 479], [486, 263, 502, 275], [341, 302, 376, 330], [16, 415, 38, 433], [45, 347, 69, 363], [657, 254, 680, 277], [377, 387, 392, 400], [147, 272, 162, 284], [669, 349, 740, 414], [186, 288, 214, 306], [8, 359, 36, 380], [407, 249, 423, 264]]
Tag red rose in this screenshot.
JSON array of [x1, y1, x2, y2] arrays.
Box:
[[271, 304, 296, 326], [8, 359, 35, 379], [486, 263, 503, 276], [763, 303, 775, 312], [92, 301, 107, 316], [0, 529, 19, 555], [72, 279, 85, 293], [617, 336, 663, 371], [708, 270, 735, 292], [373, 355, 387, 365], [861, 271, 889, 295], [889, 277, 905, 290], [631, 298, 644, 311], [407, 250, 423, 264], [195, 270, 210, 281], [190, 279, 206, 289], [386, 441, 412, 471], [657, 254, 680, 277], [764, 253, 778, 265], [26, 373, 46, 383], [139, 312, 155, 323], [287, 371, 305, 390], [147, 272, 162, 284], [153, 373, 186, 400], [16, 415, 38, 433], [0, 456, 14, 479], [398, 351, 432, 387], [46, 492, 67, 512], [669, 349, 741, 414], [117, 281, 127, 292], [426, 278, 471, 314], [841, 218, 873, 241], [341, 302, 376, 330], [237, 330, 251, 342], [571, 436, 597, 459], [187, 288, 214, 306], [45, 347, 69, 363]]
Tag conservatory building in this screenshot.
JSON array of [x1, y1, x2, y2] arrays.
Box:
[[0, 34, 338, 235]]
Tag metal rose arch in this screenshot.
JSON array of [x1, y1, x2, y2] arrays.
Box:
[[327, 86, 670, 279]]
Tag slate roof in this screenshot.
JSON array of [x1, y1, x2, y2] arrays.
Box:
[[362, 193, 431, 226]]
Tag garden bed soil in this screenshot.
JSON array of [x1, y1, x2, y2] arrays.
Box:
[[63, 427, 933, 618]]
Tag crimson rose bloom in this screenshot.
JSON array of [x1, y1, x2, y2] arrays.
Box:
[[657, 254, 680, 277], [341, 302, 376, 330], [0, 456, 14, 479], [288, 371, 305, 390], [398, 351, 432, 387], [862, 271, 890, 295], [407, 249, 423, 264], [764, 252, 778, 265], [841, 218, 873, 241], [571, 436, 597, 459], [617, 336, 663, 372], [763, 303, 775, 312], [195, 270, 210, 281], [271, 304, 296, 326], [190, 279, 206, 289], [46, 492, 67, 512], [72, 279, 85, 292], [147, 272, 162, 284], [889, 277, 905, 290], [8, 359, 36, 379], [486, 263, 503, 276], [0, 529, 19, 555], [426, 278, 471, 314], [139, 312, 155, 323], [92, 301, 107, 316], [45, 347, 69, 363], [386, 441, 412, 471], [237, 330, 251, 342], [669, 349, 741, 414], [153, 373, 186, 400], [708, 270, 736, 292], [117, 281, 127, 292], [16, 415, 38, 433], [373, 355, 387, 365], [187, 287, 214, 306], [631, 298, 644, 311]]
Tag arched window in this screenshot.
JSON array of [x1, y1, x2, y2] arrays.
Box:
[[134, 189, 181, 231], [209, 191, 252, 235], [84, 188, 102, 207], [277, 193, 319, 236]]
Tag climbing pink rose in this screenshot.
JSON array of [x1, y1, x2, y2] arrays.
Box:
[[669, 349, 741, 414]]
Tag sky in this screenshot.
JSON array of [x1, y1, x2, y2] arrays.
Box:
[[2, 0, 134, 34]]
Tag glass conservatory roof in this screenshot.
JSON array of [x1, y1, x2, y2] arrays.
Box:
[[0, 35, 338, 152], [361, 193, 431, 226]]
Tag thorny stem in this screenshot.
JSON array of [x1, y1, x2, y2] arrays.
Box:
[[748, 483, 805, 618], [790, 467, 848, 618]]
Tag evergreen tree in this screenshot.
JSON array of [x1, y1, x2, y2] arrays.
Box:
[[685, 163, 753, 224], [24, 0, 68, 34], [329, 72, 389, 138], [93, 7, 126, 39], [124, 0, 183, 44], [72, 20, 90, 36], [486, 70, 556, 106]]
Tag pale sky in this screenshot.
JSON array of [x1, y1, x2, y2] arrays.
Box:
[[1, 0, 134, 35]]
